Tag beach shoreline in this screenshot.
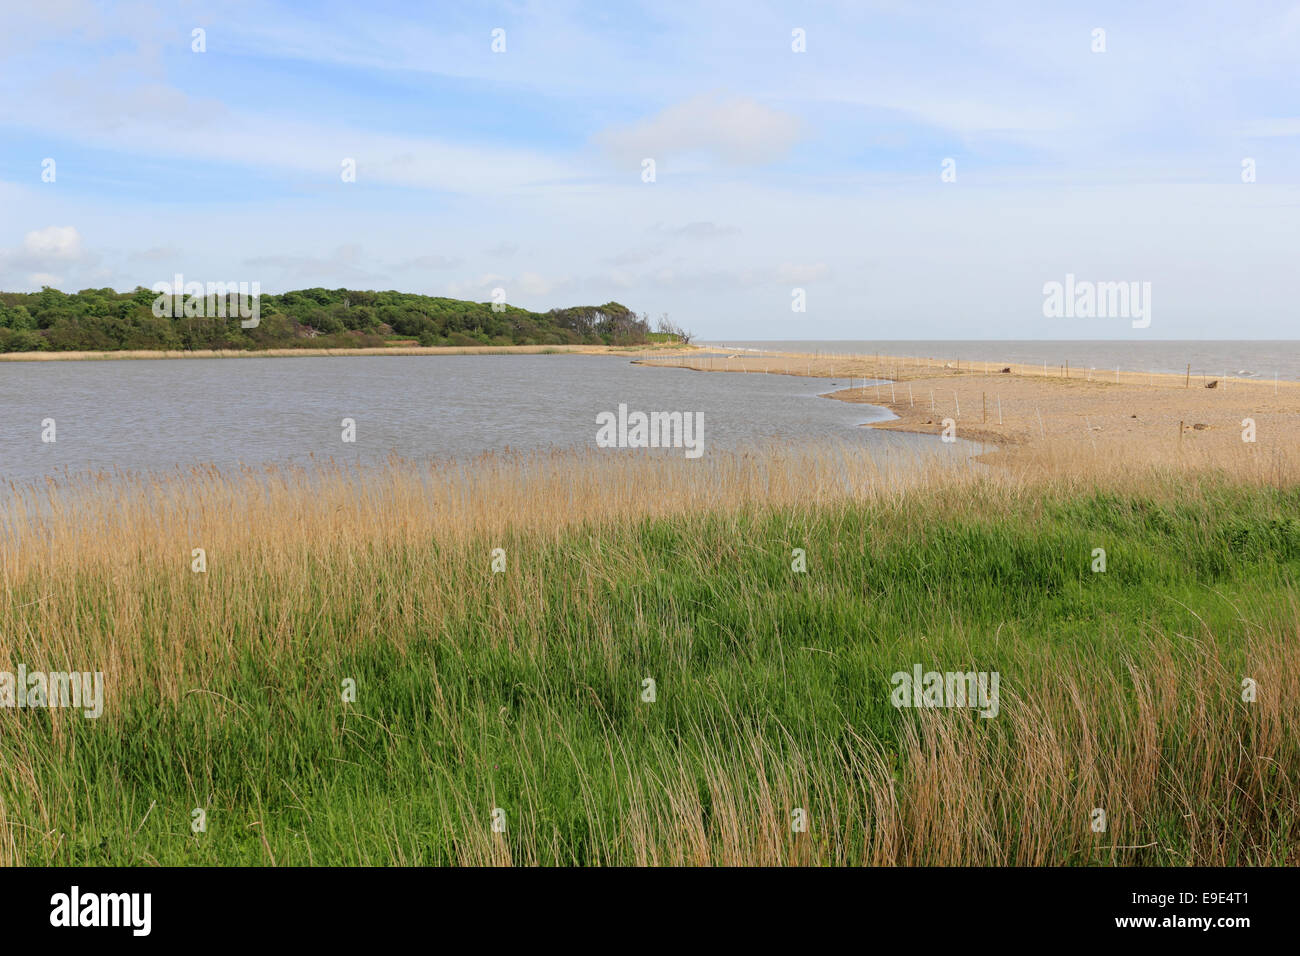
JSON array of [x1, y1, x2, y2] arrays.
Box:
[[633, 349, 1300, 470]]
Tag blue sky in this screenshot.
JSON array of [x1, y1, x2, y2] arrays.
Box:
[[1, 0, 1297, 338]]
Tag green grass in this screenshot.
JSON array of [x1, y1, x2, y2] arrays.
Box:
[[3, 479, 1298, 865]]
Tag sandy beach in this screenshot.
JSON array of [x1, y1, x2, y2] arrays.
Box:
[[635, 349, 1300, 472]]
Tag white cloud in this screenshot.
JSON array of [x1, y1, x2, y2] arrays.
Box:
[[445, 274, 509, 300], [243, 245, 386, 285], [653, 221, 740, 239], [130, 245, 182, 262], [0, 226, 97, 289], [23, 225, 84, 260], [602, 245, 666, 267], [595, 93, 805, 166], [445, 272, 574, 301], [0, 80, 581, 196], [394, 254, 460, 272], [516, 272, 572, 297], [776, 262, 830, 283]]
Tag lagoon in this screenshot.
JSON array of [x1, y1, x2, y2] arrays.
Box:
[[0, 353, 969, 484]]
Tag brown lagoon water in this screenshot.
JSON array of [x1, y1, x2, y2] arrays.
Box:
[[0, 353, 972, 484]]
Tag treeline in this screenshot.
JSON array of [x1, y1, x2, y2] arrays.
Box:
[[0, 287, 657, 352]]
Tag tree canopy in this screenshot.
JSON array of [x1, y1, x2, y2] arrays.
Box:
[[0, 287, 655, 352]]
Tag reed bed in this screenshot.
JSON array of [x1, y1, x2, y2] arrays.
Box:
[[0, 444, 1297, 865]]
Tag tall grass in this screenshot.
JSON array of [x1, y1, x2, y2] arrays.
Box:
[[0, 447, 1297, 865]]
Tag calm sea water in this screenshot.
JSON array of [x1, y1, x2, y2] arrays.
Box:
[[0, 354, 970, 485], [705, 341, 1300, 382]]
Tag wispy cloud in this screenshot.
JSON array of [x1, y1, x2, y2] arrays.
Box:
[[652, 221, 741, 239], [595, 93, 805, 167], [243, 245, 387, 285]]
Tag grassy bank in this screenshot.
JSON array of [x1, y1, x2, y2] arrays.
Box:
[[1, 454, 1296, 865]]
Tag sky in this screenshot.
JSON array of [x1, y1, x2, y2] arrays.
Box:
[[0, 0, 1297, 340]]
